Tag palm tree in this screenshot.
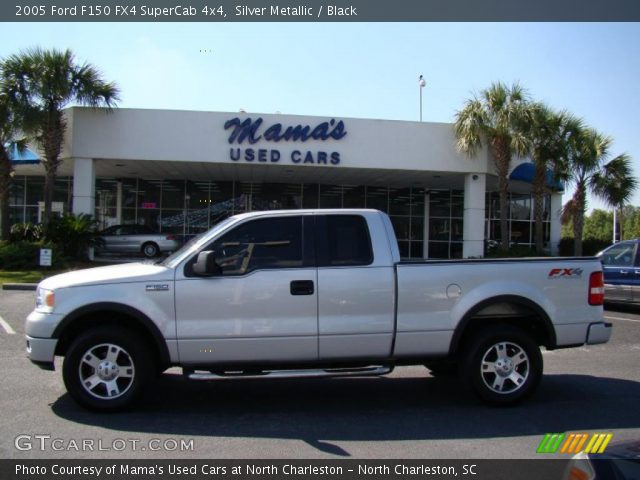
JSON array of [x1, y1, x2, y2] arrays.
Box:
[[562, 127, 636, 255], [455, 82, 532, 251], [2, 48, 119, 224], [529, 106, 581, 254]]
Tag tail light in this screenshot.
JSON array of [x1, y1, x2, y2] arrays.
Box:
[[588, 271, 605, 306], [166, 235, 176, 241]]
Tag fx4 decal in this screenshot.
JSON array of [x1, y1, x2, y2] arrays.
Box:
[[548, 268, 583, 278]]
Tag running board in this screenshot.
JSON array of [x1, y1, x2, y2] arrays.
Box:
[[186, 365, 393, 381]]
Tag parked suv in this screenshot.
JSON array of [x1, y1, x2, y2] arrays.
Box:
[[96, 224, 180, 258], [597, 239, 640, 304]]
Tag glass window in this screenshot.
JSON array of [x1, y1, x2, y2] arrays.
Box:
[[9, 177, 25, 205], [25, 177, 45, 205], [319, 184, 342, 208], [389, 188, 411, 215], [137, 179, 161, 209], [343, 185, 366, 208], [511, 221, 531, 244], [601, 242, 635, 267], [429, 191, 450, 217], [429, 218, 450, 241], [428, 242, 449, 259], [210, 216, 303, 275], [410, 188, 425, 217], [302, 184, 319, 209], [366, 187, 388, 212], [510, 194, 531, 220], [318, 215, 373, 267], [391, 216, 410, 241], [162, 180, 185, 210], [410, 241, 424, 259]]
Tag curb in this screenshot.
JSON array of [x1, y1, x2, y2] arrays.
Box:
[[2, 283, 38, 291]]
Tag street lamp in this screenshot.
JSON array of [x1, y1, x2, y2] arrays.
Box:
[[419, 75, 426, 122]]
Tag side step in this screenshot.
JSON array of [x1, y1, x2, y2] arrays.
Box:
[[186, 365, 394, 381]]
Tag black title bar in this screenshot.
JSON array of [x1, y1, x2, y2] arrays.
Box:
[[3, 0, 640, 22]]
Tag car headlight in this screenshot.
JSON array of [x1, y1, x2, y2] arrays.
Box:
[[35, 288, 55, 313]]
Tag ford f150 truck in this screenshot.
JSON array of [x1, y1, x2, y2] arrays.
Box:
[[26, 209, 611, 411]]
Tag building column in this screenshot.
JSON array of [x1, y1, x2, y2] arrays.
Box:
[[463, 173, 486, 258], [423, 192, 430, 259], [116, 180, 123, 224], [549, 192, 563, 256], [72, 158, 96, 216]]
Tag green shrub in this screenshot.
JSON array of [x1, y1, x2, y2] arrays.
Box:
[[10, 222, 44, 242], [0, 241, 42, 269], [43, 214, 98, 260], [0, 241, 71, 270], [485, 244, 542, 258]]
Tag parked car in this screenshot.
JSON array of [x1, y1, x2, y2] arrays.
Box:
[[597, 240, 640, 304], [96, 224, 180, 258], [26, 209, 609, 411]]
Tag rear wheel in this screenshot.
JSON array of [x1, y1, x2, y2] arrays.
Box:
[[142, 242, 159, 258], [461, 325, 542, 405], [62, 327, 153, 411]]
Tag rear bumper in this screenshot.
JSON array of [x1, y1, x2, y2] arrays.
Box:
[[26, 335, 58, 370], [586, 322, 612, 345]]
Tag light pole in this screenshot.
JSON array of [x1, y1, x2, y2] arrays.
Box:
[[419, 75, 426, 122]]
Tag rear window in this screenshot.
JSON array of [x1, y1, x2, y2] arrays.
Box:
[[317, 215, 373, 267]]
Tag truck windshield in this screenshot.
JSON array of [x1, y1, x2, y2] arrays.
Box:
[[156, 217, 237, 269]]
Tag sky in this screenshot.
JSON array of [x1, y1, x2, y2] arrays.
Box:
[[2, 22, 639, 211]]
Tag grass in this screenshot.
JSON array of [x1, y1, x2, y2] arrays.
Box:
[[0, 262, 96, 286], [0, 270, 48, 285]]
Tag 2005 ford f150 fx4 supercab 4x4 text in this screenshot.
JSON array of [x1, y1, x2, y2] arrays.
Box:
[[26, 209, 611, 411]]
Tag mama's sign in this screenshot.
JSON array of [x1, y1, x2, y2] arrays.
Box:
[[224, 117, 346, 165]]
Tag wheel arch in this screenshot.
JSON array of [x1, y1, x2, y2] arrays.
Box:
[[53, 303, 171, 369], [449, 295, 557, 356]]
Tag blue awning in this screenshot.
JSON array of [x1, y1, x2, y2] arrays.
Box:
[[509, 162, 564, 191], [6, 143, 40, 165]]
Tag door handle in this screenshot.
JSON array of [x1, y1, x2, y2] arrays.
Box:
[[621, 270, 629, 275], [290, 280, 314, 296]]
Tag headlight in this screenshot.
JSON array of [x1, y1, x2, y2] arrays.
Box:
[[35, 288, 55, 313]]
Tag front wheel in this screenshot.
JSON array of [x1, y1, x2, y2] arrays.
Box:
[[63, 327, 153, 411], [461, 326, 542, 406]]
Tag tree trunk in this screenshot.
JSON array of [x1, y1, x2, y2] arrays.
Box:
[[491, 137, 511, 252], [572, 184, 586, 256], [532, 158, 546, 255], [43, 166, 55, 225], [41, 109, 65, 225]]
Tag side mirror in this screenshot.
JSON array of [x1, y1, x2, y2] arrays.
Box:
[[193, 251, 222, 277]]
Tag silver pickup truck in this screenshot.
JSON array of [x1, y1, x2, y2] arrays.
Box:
[[26, 209, 611, 411]]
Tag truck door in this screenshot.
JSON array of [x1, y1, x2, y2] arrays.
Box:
[[316, 214, 395, 360], [174, 215, 318, 364], [600, 241, 636, 303]]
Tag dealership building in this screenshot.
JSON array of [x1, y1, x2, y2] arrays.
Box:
[[8, 107, 563, 258]]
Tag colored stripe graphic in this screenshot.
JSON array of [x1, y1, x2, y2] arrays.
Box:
[[538, 433, 613, 454], [537, 433, 565, 453], [561, 433, 589, 454]]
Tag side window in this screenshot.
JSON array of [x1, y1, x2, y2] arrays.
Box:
[[601, 243, 635, 267], [318, 215, 373, 267], [209, 216, 304, 275]]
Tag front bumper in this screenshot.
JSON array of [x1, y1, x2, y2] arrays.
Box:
[[26, 335, 58, 370], [586, 322, 613, 345]]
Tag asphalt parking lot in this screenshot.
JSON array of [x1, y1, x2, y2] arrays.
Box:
[[0, 289, 639, 460]]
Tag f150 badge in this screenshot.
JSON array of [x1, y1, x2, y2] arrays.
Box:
[[548, 268, 583, 278], [146, 284, 169, 291]]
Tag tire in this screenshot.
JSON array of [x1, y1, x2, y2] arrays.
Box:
[[62, 327, 154, 412], [461, 325, 542, 406], [142, 242, 159, 258]]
